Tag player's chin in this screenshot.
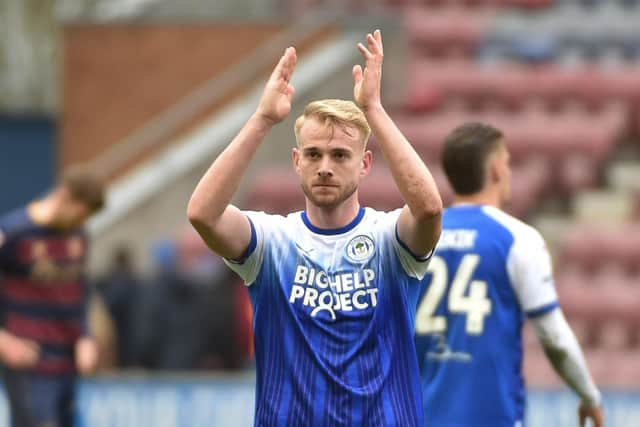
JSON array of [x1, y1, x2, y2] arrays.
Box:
[[308, 192, 342, 208]]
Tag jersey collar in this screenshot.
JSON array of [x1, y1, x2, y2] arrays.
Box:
[[301, 207, 366, 235]]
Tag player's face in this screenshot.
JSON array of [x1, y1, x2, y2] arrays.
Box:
[[293, 117, 372, 209]]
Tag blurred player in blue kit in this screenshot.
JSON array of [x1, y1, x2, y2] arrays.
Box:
[[188, 30, 443, 426], [414, 123, 603, 427], [0, 167, 104, 427]]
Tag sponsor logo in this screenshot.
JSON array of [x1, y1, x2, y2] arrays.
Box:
[[289, 265, 378, 320], [426, 334, 472, 363]]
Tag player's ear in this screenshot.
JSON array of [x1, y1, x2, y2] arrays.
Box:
[[292, 147, 301, 174], [488, 156, 501, 184], [360, 150, 373, 177]]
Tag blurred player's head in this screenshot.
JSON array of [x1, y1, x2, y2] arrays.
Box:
[[50, 166, 106, 228], [442, 122, 511, 206], [293, 99, 373, 208]]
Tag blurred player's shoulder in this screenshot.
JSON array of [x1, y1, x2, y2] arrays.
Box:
[[480, 205, 545, 246], [0, 207, 32, 237]]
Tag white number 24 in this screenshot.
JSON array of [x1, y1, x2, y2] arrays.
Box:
[[415, 254, 492, 335]]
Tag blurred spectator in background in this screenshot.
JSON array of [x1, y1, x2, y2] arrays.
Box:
[[0, 166, 105, 427], [95, 245, 142, 368], [134, 227, 247, 370]]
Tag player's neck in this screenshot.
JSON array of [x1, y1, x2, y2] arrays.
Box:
[[453, 189, 502, 209], [304, 196, 362, 231]]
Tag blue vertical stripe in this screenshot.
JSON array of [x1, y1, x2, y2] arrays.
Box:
[[286, 316, 317, 426], [255, 271, 287, 425]]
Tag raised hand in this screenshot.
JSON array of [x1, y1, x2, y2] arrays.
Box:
[[579, 403, 604, 427], [256, 47, 297, 125], [352, 29, 384, 110]]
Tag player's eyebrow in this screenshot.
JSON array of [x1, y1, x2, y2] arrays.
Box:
[[330, 147, 352, 156], [302, 147, 321, 154]]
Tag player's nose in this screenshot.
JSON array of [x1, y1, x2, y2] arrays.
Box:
[[317, 157, 333, 177]]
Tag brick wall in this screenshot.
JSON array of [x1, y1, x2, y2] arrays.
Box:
[[61, 23, 286, 170]]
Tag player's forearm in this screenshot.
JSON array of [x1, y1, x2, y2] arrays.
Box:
[[188, 113, 273, 224], [365, 105, 442, 219], [532, 310, 601, 406]]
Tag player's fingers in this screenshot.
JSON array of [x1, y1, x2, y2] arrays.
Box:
[[578, 409, 587, 427], [352, 65, 363, 84], [374, 29, 383, 52], [357, 42, 373, 60], [272, 47, 294, 81], [367, 33, 382, 56], [282, 47, 297, 81], [286, 84, 296, 97], [594, 412, 604, 427]]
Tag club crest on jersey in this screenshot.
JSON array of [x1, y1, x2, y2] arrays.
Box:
[[346, 235, 375, 261]]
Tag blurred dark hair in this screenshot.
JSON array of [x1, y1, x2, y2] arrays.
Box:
[[442, 122, 504, 195], [60, 165, 106, 212]]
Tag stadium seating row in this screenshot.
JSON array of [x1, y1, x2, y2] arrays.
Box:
[[391, 104, 628, 161], [407, 60, 640, 110], [556, 225, 640, 274], [523, 340, 640, 387]]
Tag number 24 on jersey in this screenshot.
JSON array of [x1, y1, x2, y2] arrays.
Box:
[[416, 254, 492, 336]]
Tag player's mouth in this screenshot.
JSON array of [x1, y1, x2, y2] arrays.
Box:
[[312, 183, 339, 189]]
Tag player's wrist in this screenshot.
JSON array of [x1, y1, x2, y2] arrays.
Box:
[[581, 390, 602, 407], [251, 110, 280, 130], [360, 101, 384, 117]]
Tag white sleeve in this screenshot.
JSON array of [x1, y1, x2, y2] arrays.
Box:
[[222, 211, 271, 286], [506, 227, 559, 316], [531, 309, 602, 406], [383, 209, 433, 280]]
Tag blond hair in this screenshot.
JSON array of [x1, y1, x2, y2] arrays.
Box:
[[294, 99, 371, 147]]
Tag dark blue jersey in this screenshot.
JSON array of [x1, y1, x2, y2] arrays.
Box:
[[225, 208, 432, 426], [0, 207, 89, 375]]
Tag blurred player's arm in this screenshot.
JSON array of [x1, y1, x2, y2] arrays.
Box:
[[509, 229, 603, 427], [352, 30, 441, 257], [188, 47, 297, 260], [75, 336, 99, 375], [75, 279, 99, 375], [0, 225, 40, 369], [531, 310, 603, 427], [0, 329, 40, 369]]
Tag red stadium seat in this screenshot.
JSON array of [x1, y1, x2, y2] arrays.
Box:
[[557, 225, 640, 275], [586, 350, 640, 388], [405, 5, 494, 54], [595, 320, 631, 351]]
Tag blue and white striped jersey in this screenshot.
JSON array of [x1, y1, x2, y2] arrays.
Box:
[[415, 205, 559, 427], [225, 207, 431, 427]]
